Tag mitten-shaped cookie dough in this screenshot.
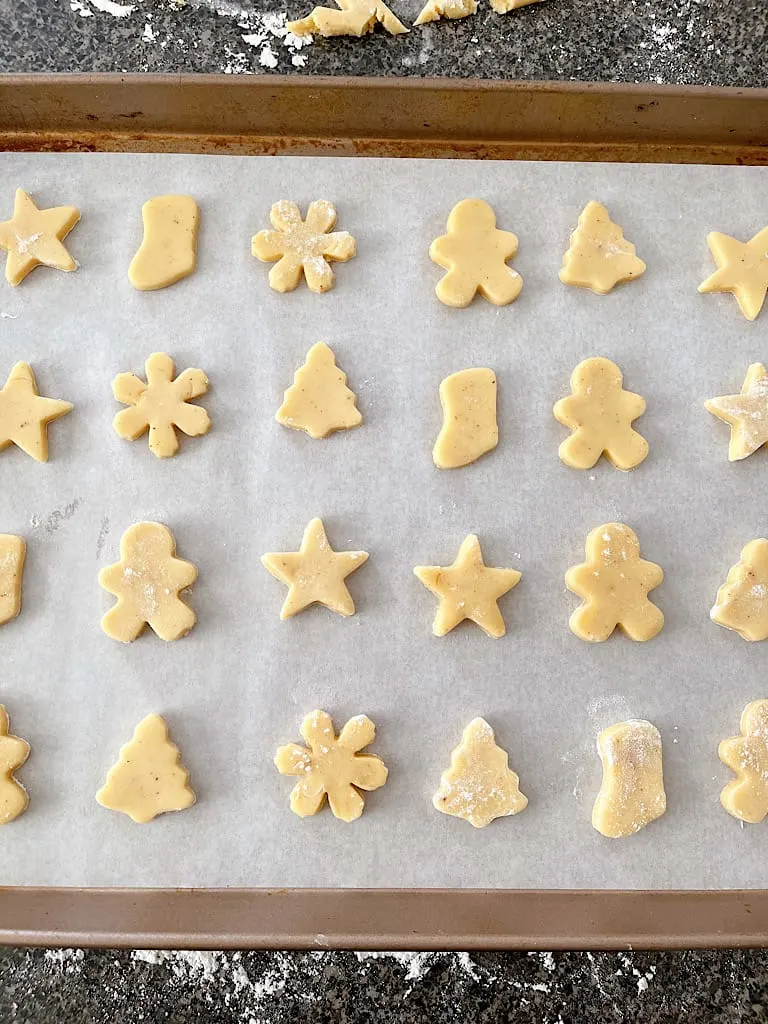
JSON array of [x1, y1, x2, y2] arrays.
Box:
[[592, 719, 666, 838]]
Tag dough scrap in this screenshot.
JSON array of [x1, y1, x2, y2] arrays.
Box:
[[414, 534, 521, 638], [711, 539, 768, 642], [490, 0, 543, 9], [719, 700, 768, 823], [276, 341, 361, 439], [261, 518, 368, 619], [0, 705, 30, 825], [96, 713, 196, 824], [99, 522, 197, 643], [559, 200, 646, 295], [0, 534, 25, 625], [433, 717, 528, 828], [288, 0, 407, 35], [566, 523, 664, 642], [705, 363, 768, 461], [415, 0, 540, 22], [112, 352, 211, 458], [592, 719, 666, 838], [0, 188, 80, 286], [553, 357, 648, 471], [429, 199, 522, 308], [251, 201, 356, 293], [275, 709, 388, 822], [698, 226, 768, 322], [128, 195, 199, 292], [0, 362, 73, 463], [433, 367, 498, 470]]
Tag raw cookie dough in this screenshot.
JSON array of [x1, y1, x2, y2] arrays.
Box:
[[566, 523, 664, 642], [553, 357, 648, 471], [276, 341, 362, 439], [288, 0, 407, 35], [705, 363, 768, 461], [0, 534, 25, 625], [99, 522, 197, 643], [112, 352, 211, 458], [261, 518, 368, 619], [711, 539, 768, 642], [433, 368, 498, 469], [592, 720, 666, 838], [559, 200, 646, 295], [96, 713, 196, 824], [433, 717, 528, 828], [251, 200, 356, 293], [414, 534, 521, 638], [0, 362, 73, 463], [429, 199, 522, 308], [719, 700, 768, 823], [0, 705, 30, 825], [275, 710, 388, 821], [415, 0, 540, 23], [128, 195, 199, 291], [698, 225, 768, 322], [0, 188, 80, 286]]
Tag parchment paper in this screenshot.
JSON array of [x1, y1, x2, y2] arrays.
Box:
[[1, 153, 767, 890]]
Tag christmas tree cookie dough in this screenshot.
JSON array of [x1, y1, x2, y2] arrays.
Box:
[[0, 362, 72, 462], [592, 720, 666, 838], [128, 195, 199, 291], [705, 363, 768, 461], [96, 713, 196, 823], [698, 225, 768, 321], [566, 523, 664, 642], [275, 710, 388, 822], [99, 522, 197, 643], [111, 352, 211, 458], [288, 0, 407, 35], [276, 342, 361, 439], [711, 539, 768, 642], [553, 357, 648, 471], [0, 189, 80, 286], [430, 199, 522, 308], [719, 700, 768, 823], [414, 534, 521, 638], [261, 518, 368, 619], [433, 368, 497, 469], [433, 718, 528, 828], [252, 201, 356, 293], [0, 534, 25, 626], [559, 201, 646, 295], [0, 705, 30, 825]]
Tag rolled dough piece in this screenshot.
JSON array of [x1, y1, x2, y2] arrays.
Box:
[[0, 534, 25, 625], [0, 188, 80, 286], [128, 195, 199, 291], [711, 539, 768, 642], [559, 200, 645, 295], [433, 368, 498, 469], [592, 719, 666, 838], [276, 342, 361, 439], [698, 226, 768, 322], [0, 362, 73, 463], [0, 705, 30, 825], [719, 700, 768, 823]]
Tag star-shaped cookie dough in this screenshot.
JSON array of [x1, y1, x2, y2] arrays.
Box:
[[698, 226, 768, 321], [0, 362, 73, 462], [0, 189, 80, 286], [414, 534, 521, 638], [261, 518, 368, 619], [705, 363, 768, 461]]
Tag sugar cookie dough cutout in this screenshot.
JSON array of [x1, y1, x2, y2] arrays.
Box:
[[0, 188, 80, 287], [566, 523, 663, 642], [705, 363, 768, 462], [711, 539, 768, 642], [592, 720, 666, 838], [433, 368, 497, 469], [0, 534, 25, 625], [699, 225, 768, 322], [96, 713, 195, 824], [112, 352, 211, 458], [252, 201, 356, 293], [0, 705, 30, 825], [553, 357, 648, 471], [128, 195, 199, 292], [0, 362, 72, 463], [414, 534, 521, 638], [433, 718, 527, 828], [99, 522, 197, 643], [559, 201, 646, 295], [277, 342, 361, 439], [719, 700, 768, 823], [275, 710, 388, 822], [430, 199, 522, 308], [415, 0, 541, 24], [261, 518, 368, 619], [288, 0, 407, 35]]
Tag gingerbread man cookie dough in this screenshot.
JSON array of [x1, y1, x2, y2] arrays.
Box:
[[0, 189, 80, 286], [705, 363, 768, 461], [592, 720, 666, 838], [0, 705, 30, 825], [559, 201, 645, 295], [433, 368, 498, 469], [699, 225, 768, 322], [252, 201, 356, 293], [711, 539, 768, 642], [719, 700, 768, 823]]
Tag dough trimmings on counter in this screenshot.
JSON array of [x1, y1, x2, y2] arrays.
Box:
[[128, 195, 199, 292], [0, 188, 80, 286], [711, 539, 768, 642], [287, 0, 408, 35], [276, 341, 362, 439], [559, 200, 646, 295], [96, 713, 196, 824], [433, 367, 498, 469], [698, 225, 768, 322], [0, 705, 30, 825], [0, 534, 25, 626], [275, 709, 388, 822], [592, 719, 666, 838], [415, 0, 541, 24], [566, 523, 664, 642], [705, 363, 768, 461], [0, 362, 73, 463], [719, 700, 768, 823]]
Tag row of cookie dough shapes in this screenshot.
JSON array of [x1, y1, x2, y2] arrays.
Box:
[[0, 362, 72, 462], [0, 189, 80, 286], [0, 705, 30, 825]]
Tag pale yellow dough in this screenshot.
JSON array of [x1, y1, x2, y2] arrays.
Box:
[[711, 539, 768, 642], [288, 0, 407, 35], [699, 226, 768, 322], [0, 189, 80, 286], [96, 713, 196, 824], [559, 200, 646, 295], [415, 0, 540, 22], [433, 368, 497, 469], [0, 362, 72, 463], [99, 522, 197, 643], [705, 363, 768, 461], [128, 195, 199, 292], [433, 718, 528, 828], [592, 720, 666, 838], [566, 523, 664, 642], [0, 705, 30, 825], [0, 535, 25, 626], [719, 700, 768, 823], [553, 357, 648, 471], [277, 342, 361, 439], [252, 201, 356, 293], [275, 710, 388, 822]]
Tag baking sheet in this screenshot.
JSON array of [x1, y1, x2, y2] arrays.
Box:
[[0, 152, 767, 891]]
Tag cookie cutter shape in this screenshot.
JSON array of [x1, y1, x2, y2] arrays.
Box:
[[0, 362, 73, 463], [0, 188, 80, 286], [592, 720, 666, 838], [559, 200, 646, 295], [0, 705, 30, 825], [288, 0, 407, 35], [705, 363, 768, 462], [711, 539, 768, 642], [128, 195, 199, 292], [719, 700, 768, 823], [0, 534, 25, 626], [698, 225, 768, 322], [433, 368, 498, 470], [276, 342, 361, 439]]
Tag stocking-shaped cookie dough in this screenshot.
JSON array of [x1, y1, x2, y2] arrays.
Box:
[[433, 368, 498, 469], [719, 700, 768, 822], [0, 705, 30, 824], [711, 539, 768, 642], [0, 534, 25, 625], [592, 720, 666, 838]]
